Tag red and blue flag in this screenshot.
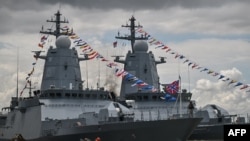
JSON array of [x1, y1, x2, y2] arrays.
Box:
[[165, 80, 179, 94]]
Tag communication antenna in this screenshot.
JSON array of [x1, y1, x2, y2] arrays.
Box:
[[97, 59, 100, 89], [16, 46, 19, 98], [86, 61, 89, 89], [188, 65, 191, 92], [59, 3, 62, 11], [178, 58, 183, 118]]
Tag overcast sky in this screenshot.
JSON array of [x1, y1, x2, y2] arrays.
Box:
[[0, 0, 250, 116]]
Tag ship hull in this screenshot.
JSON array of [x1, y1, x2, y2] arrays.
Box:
[[1, 118, 201, 141], [188, 124, 224, 140], [189, 123, 250, 140]]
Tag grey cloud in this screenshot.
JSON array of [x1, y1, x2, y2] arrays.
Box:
[[37, 0, 228, 10], [40, 0, 250, 10], [0, 0, 46, 11], [0, 8, 13, 34], [1, 0, 250, 35], [1, 0, 249, 11]]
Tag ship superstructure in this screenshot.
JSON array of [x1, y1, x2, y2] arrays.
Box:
[[114, 16, 194, 120], [0, 11, 201, 141], [115, 16, 163, 98]]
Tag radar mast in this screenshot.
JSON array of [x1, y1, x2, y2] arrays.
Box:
[[40, 10, 70, 38], [115, 16, 148, 53]]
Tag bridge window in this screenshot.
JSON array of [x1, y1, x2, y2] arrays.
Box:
[[86, 94, 90, 98], [78, 94, 83, 98], [56, 93, 61, 97], [92, 94, 97, 99], [137, 96, 142, 101], [143, 96, 148, 100], [49, 93, 55, 97], [152, 95, 157, 100], [72, 93, 77, 97], [65, 93, 70, 97], [99, 94, 103, 99]]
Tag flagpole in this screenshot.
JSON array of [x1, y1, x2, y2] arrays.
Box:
[[86, 61, 89, 89], [97, 59, 100, 89], [178, 59, 182, 118], [179, 75, 182, 118], [16, 46, 19, 98], [188, 65, 190, 92]]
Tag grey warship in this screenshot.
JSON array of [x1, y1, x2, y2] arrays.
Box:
[[188, 104, 250, 140], [0, 11, 201, 141], [114, 16, 250, 141], [114, 16, 197, 121]]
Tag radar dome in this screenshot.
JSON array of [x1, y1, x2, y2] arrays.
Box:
[[55, 35, 71, 48], [134, 41, 148, 52]]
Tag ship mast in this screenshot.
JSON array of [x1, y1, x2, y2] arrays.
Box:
[[16, 47, 19, 98], [37, 10, 87, 91], [115, 16, 148, 53], [40, 10, 69, 38]]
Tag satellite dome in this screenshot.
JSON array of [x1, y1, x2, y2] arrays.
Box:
[[134, 41, 148, 52], [55, 35, 71, 48]]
